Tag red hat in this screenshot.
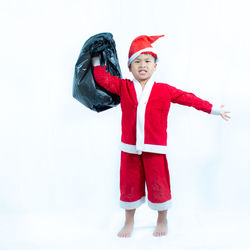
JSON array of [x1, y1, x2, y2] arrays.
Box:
[[128, 35, 164, 66]]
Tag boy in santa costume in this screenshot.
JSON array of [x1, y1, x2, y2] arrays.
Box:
[[91, 35, 231, 238]]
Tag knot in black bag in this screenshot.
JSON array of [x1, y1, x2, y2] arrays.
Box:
[[72, 32, 122, 112]]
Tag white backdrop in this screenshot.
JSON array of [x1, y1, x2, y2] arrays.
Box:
[[1, 0, 250, 249]]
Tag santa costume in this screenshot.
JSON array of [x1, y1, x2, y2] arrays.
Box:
[[92, 35, 220, 211]]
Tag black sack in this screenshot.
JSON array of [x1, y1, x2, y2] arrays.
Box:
[[72, 32, 122, 112]]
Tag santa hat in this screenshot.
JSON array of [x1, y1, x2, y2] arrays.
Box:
[[128, 35, 164, 66]]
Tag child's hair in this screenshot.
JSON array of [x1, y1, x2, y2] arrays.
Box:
[[142, 53, 157, 62], [151, 55, 157, 63]]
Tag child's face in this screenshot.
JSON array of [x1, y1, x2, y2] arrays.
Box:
[[129, 53, 157, 84]]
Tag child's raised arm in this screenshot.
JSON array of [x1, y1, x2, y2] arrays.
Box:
[[92, 56, 122, 96]]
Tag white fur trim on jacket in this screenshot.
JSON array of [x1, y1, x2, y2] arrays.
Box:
[[120, 78, 168, 155], [121, 142, 167, 155], [121, 142, 142, 154], [210, 106, 221, 115], [134, 78, 168, 154], [91, 56, 100, 66], [134, 78, 154, 150], [120, 196, 146, 210]]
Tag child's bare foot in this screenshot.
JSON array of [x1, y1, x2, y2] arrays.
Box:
[[153, 210, 168, 237], [117, 208, 136, 238], [117, 221, 134, 238], [153, 220, 168, 237]]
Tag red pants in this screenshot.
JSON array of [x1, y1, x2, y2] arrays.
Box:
[[120, 151, 172, 211]]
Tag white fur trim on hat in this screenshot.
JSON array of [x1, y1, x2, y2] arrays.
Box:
[[128, 48, 157, 66]]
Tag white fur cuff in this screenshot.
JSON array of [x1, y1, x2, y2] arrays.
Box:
[[120, 197, 146, 210], [148, 199, 172, 211], [210, 106, 221, 115], [91, 56, 100, 66]]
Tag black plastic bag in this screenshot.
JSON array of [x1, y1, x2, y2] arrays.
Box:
[[72, 32, 122, 112]]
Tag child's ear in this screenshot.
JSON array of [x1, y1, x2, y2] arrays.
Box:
[[154, 63, 157, 71]]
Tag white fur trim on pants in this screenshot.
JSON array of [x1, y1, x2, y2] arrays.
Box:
[[120, 197, 172, 211], [148, 199, 172, 211], [120, 196, 146, 210]]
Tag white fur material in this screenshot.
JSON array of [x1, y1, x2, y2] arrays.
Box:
[[148, 199, 172, 211], [120, 78, 168, 155], [121, 142, 142, 155], [134, 78, 154, 152], [120, 196, 146, 209], [121, 142, 167, 155], [128, 47, 157, 66], [91, 56, 100, 66], [210, 106, 221, 115]]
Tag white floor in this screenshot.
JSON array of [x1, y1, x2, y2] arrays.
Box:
[[0, 205, 249, 250]]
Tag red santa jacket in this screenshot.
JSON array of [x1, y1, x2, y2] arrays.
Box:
[[93, 65, 214, 155]]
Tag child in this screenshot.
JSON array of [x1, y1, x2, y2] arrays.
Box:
[[91, 35, 231, 238]]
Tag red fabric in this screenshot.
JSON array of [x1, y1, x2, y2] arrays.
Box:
[[128, 35, 164, 59], [93, 65, 213, 147], [141, 51, 158, 59], [120, 151, 171, 203]]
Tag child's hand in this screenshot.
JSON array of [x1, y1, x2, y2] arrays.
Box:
[[91, 41, 105, 56], [220, 105, 231, 121]]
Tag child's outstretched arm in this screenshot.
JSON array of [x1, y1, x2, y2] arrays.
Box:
[[92, 56, 122, 95], [168, 85, 231, 121]]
